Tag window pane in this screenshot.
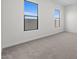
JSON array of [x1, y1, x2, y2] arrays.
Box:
[[53, 9, 60, 19], [24, 0, 38, 16]]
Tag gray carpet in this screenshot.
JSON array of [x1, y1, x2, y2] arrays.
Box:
[[2, 32, 77, 59]]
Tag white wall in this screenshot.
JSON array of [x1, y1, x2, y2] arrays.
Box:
[[2, 0, 64, 48], [65, 4, 77, 33]]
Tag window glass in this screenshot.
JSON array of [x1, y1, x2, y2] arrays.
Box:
[[53, 9, 60, 19], [24, 0, 38, 31]]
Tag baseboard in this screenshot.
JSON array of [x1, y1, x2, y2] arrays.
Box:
[[2, 30, 64, 49]]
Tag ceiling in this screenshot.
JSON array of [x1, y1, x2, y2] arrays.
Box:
[[56, 0, 77, 6]]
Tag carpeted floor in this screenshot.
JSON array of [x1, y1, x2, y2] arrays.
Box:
[[2, 32, 77, 59]]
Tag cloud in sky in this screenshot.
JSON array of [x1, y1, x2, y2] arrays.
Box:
[[24, 12, 37, 16]]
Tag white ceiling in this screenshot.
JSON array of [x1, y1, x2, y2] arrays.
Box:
[[56, 0, 77, 6]]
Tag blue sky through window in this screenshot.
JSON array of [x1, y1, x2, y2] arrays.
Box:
[[53, 9, 60, 18], [24, 0, 38, 16]]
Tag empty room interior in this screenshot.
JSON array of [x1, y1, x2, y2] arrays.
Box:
[[2, 0, 77, 59]]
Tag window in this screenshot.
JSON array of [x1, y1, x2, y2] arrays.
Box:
[[53, 9, 60, 27], [24, 0, 38, 31]]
